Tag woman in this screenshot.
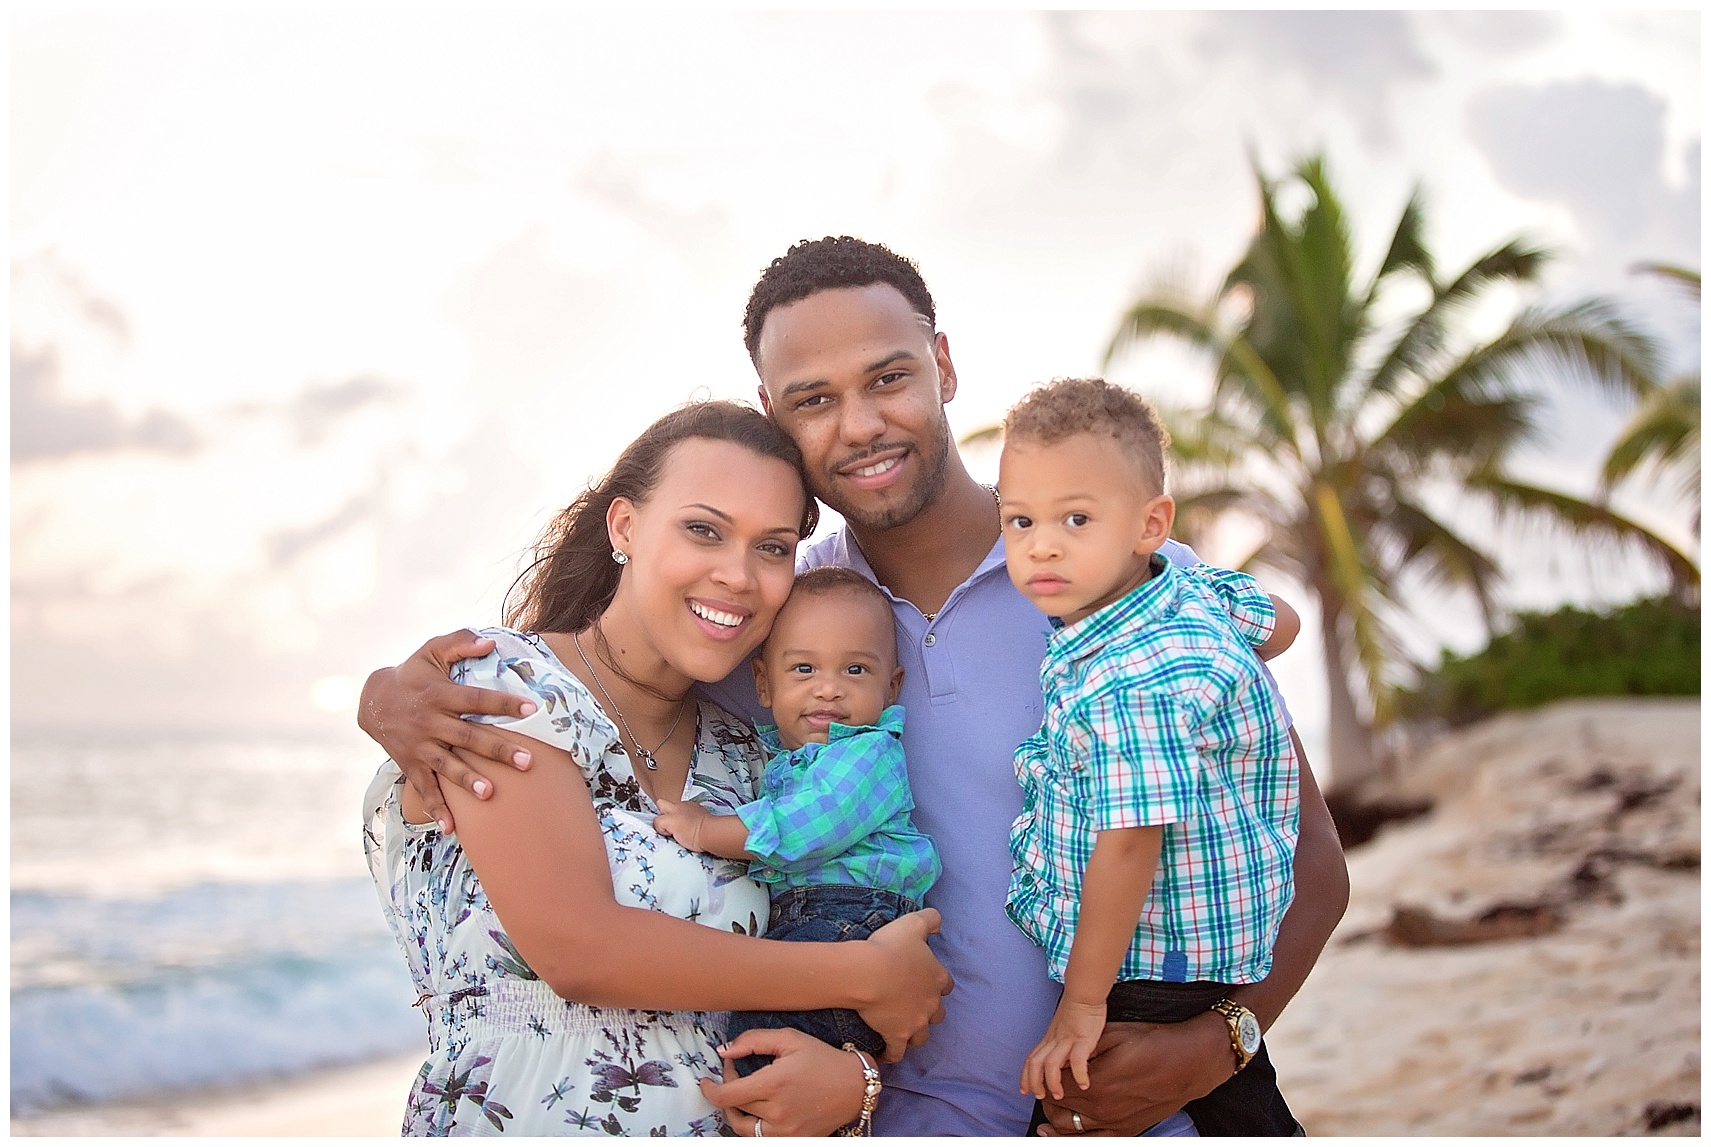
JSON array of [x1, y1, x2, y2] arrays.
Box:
[[363, 401, 949, 1136]]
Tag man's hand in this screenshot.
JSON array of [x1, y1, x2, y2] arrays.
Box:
[[700, 1028, 865, 1136], [357, 629, 539, 832], [1036, 1015, 1232, 1136]]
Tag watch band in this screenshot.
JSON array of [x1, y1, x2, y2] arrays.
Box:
[[1208, 998, 1261, 1072]]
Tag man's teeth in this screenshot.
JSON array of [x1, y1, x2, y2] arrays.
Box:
[[690, 602, 743, 628], [851, 457, 900, 478]]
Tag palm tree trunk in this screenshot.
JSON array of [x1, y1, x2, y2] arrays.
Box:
[[1316, 589, 1379, 798]]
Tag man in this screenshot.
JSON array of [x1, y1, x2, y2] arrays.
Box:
[[360, 237, 1349, 1136]]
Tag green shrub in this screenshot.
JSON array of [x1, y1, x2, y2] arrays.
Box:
[[1397, 596, 1700, 726]]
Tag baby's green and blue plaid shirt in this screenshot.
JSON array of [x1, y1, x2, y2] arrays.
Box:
[[1005, 554, 1299, 986], [738, 705, 941, 905]]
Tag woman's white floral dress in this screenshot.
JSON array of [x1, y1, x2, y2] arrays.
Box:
[[363, 628, 772, 1136]]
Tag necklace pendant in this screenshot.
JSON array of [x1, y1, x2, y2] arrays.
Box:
[[638, 748, 658, 771]]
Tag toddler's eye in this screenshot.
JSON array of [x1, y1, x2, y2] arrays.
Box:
[[790, 663, 814, 675], [1065, 513, 1090, 527], [1006, 515, 1033, 530], [844, 665, 869, 676]]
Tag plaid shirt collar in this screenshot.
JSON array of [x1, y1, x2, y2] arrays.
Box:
[[755, 703, 906, 759], [1047, 552, 1176, 666]]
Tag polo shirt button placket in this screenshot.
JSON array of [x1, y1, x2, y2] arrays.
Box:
[[923, 633, 936, 647]]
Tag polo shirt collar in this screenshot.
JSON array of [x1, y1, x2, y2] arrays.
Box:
[[1047, 552, 1177, 664], [833, 530, 1011, 604], [755, 703, 906, 757]]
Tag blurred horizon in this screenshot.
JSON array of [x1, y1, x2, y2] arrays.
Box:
[[12, 11, 1700, 772]]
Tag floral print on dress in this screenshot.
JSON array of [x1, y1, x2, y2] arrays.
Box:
[[364, 627, 772, 1136]]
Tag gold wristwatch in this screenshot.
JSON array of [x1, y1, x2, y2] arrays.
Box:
[[1209, 999, 1262, 1072]]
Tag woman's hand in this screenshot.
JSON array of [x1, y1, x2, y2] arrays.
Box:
[[851, 908, 954, 1062], [357, 630, 540, 831], [700, 1028, 865, 1136]]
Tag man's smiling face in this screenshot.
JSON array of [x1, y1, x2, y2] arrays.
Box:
[[754, 283, 958, 532]]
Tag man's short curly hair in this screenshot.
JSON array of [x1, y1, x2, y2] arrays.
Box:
[[742, 237, 936, 365], [1001, 377, 1171, 496]]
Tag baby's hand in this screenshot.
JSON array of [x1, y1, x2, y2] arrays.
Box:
[[1020, 998, 1107, 1100], [654, 798, 711, 852]]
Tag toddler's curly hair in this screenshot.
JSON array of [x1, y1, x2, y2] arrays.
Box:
[[1001, 377, 1170, 496]]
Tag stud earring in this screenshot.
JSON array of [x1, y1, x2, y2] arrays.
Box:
[[611, 549, 629, 565]]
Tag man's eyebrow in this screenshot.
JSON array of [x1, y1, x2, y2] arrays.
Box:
[[863, 350, 919, 374], [780, 378, 829, 400], [778, 350, 921, 400]]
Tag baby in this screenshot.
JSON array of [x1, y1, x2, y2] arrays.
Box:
[[654, 565, 940, 1080], [998, 378, 1301, 1134]]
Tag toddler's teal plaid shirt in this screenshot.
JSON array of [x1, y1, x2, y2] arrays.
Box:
[[1005, 555, 1299, 986], [738, 705, 941, 905]]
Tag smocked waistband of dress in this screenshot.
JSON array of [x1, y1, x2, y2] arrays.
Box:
[[422, 978, 723, 1043]]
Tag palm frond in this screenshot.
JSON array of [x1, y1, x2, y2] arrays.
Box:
[[1107, 296, 1302, 456], [1631, 262, 1701, 301], [1371, 186, 1435, 289], [959, 425, 1003, 448], [1365, 239, 1553, 399], [1377, 500, 1503, 629], [1471, 473, 1700, 589]]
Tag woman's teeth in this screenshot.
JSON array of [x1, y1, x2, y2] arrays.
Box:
[[690, 602, 743, 628]]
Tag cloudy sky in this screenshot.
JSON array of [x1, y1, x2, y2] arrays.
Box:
[[12, 11, 1699, 766]]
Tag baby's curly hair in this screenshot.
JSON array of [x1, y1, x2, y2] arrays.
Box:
[[742, 237, 936, 365], [1001, 377, 1170, 495]]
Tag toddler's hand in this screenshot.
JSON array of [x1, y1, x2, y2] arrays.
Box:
[[653, 798, 710, 852], [1021, 998, 1107, 1101]]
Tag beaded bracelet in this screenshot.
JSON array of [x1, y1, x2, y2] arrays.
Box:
[[839, 1043, 882, 1137]]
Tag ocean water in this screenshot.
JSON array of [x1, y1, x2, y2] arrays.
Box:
[[10, 728, 424, 1114]]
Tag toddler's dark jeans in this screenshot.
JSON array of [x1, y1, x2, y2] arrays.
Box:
[[726, 885, 918, 1078], [1027, 978, 1302, 1136]]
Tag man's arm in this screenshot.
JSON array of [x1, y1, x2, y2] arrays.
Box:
[[1255, 595, 1300, 661], [1037, 731, 1348, 1136], [357, 630, 542, 832]]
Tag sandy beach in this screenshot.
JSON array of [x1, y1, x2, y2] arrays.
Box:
[[11, 1054, 424, 1137], [13, 697, 1698, 1136], [1270, 697, 1700, 1136]]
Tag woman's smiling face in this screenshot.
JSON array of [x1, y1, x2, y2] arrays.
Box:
[[606, 436, 807, 684]]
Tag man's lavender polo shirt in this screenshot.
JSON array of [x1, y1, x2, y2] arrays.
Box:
[[702, 531, 1291, 1136]]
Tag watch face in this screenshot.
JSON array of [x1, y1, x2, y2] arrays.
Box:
[[1236, 1013, 1263, 1055]]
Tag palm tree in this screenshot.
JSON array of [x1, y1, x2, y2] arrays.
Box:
[[1102, 154, 1698, 798], [1599, 264, 1700, 535]]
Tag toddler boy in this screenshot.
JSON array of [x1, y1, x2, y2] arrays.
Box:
[[654, 565, 941, 1078], [998, 378, 1300, 1135]]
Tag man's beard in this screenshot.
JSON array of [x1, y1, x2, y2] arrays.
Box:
[[819, 416, 953, 533]]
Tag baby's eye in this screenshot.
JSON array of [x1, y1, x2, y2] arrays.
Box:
[[844, 665, 870, 676], [1006, 515, 1032, 530], [1065, 513, 1090, 527], [790, 663, 814, 675]]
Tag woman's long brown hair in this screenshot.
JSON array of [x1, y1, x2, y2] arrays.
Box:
[[502, 400, 818, 637]]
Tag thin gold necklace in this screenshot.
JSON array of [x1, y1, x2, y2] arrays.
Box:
[[571, 629, 687, 772], [923, 484, 1003, 623]]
